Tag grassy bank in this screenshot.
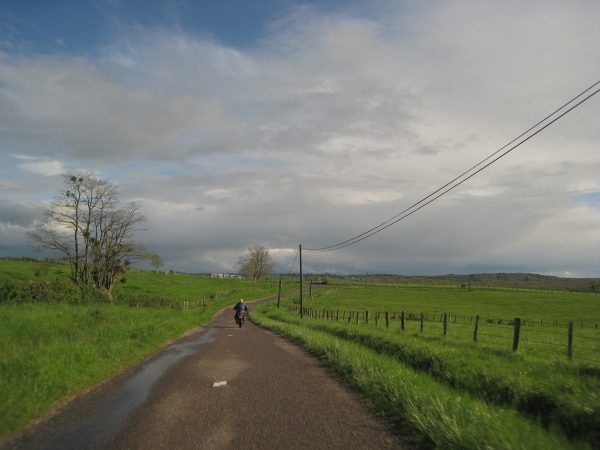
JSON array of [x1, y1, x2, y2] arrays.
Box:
[[0, 260, 288, 439], [252, 302, 592, 449]]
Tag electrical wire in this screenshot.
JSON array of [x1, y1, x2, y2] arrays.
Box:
[[289, 247, 300, 273], [305, 82, 599, 253]]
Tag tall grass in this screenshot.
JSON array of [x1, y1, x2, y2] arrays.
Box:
[[262, 304, 600, 443], [252, 302, 591, 450]]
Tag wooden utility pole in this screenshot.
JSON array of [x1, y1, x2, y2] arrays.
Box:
[[299, 245, 303, 319], [277, 274, 282, 308]]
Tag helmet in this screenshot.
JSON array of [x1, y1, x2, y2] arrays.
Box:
[[240, 299, 244, 303]]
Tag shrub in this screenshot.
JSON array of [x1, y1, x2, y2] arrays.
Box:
[[51, 279, 83, 304], [0, 276, 24, 304]]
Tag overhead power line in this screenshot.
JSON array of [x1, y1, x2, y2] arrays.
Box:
[[289, 247, 300, 273], [305, 81, 599, 253]]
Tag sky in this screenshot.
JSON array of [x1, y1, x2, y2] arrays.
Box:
[[0, 0, 598, 277]]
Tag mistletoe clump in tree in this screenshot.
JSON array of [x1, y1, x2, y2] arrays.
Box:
[[26, 171, 155, 291]]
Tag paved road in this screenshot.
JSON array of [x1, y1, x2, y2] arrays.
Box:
[[3, 297, 408, 449]]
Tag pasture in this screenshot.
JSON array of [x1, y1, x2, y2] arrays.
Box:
[[251, 286, 600, 449]]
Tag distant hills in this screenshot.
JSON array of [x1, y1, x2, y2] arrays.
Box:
[[414, 273, 598, 282], [323, 272, 599, 293]]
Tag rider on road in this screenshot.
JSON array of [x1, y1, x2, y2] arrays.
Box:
[[233, 298, 248, 319]]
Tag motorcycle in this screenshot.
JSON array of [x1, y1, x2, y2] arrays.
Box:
[[235, 311, 246, 328]]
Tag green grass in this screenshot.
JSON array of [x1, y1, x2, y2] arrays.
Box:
[[3, 258, 598, 447], [0, 258, 298, 301], [302, 285, 600, 327], [0, 260, 291, 439], [0, 303, 203, 437], [249, 285, 600, 448], [252, 302, 593, 450]]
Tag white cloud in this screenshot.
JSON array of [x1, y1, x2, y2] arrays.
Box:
[[18, 160, 64, 176], [0, 0, 599, 275]]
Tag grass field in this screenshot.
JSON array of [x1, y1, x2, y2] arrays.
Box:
[[250, 287, 600, 449], [2, 258, 599, 447], [300, 285, 600, 326], [0, 260, 290, 439]]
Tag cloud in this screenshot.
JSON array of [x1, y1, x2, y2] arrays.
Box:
[[18, 160, 64, 176], [0, 199, 45, 227], [0, 0, 599, 275]]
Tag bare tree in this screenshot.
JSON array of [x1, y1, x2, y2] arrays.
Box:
[[26, 171, 149, 291], [237, 245, 275, 281]]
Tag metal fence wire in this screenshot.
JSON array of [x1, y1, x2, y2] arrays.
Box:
[[297, 302, 600, 364]]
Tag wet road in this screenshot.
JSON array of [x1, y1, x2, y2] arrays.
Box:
[[2, 298, 407, 449]]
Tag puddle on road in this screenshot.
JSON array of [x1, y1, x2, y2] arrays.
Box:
[[42, 326, 218, 450]]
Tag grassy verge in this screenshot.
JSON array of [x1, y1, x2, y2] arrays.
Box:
[[0, 261, 287, 439], [252, 301, 597, 449]]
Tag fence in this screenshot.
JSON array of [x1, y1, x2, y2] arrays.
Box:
[[181, 289, 234, 310], [294, 306, 600, 365]]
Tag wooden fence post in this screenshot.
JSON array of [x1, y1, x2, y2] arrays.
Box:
[[401, 311, 405, 331], [366, 311, 370, 325], [473, 315, 479, 342], [443, 313, 448, 336], [568, 321, 573, 361], [385, 311, 389, 329], [513, 318, 521, 352], [356, 311, 359, 325], [420, 313, 424, 333]]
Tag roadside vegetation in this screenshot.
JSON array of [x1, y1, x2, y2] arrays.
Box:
[[0, 259, 291, 439], [251, 287, 600, 449], [3, 256, 598, 447]]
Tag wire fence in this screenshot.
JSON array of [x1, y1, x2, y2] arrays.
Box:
[[294, 305, 600, 365]]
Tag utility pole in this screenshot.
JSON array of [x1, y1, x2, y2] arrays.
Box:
[[299, 245, 303, 319], [277, 274, 282, 308]]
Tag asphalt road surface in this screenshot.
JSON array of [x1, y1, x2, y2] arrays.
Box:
[[3, 297, 408, 449]]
